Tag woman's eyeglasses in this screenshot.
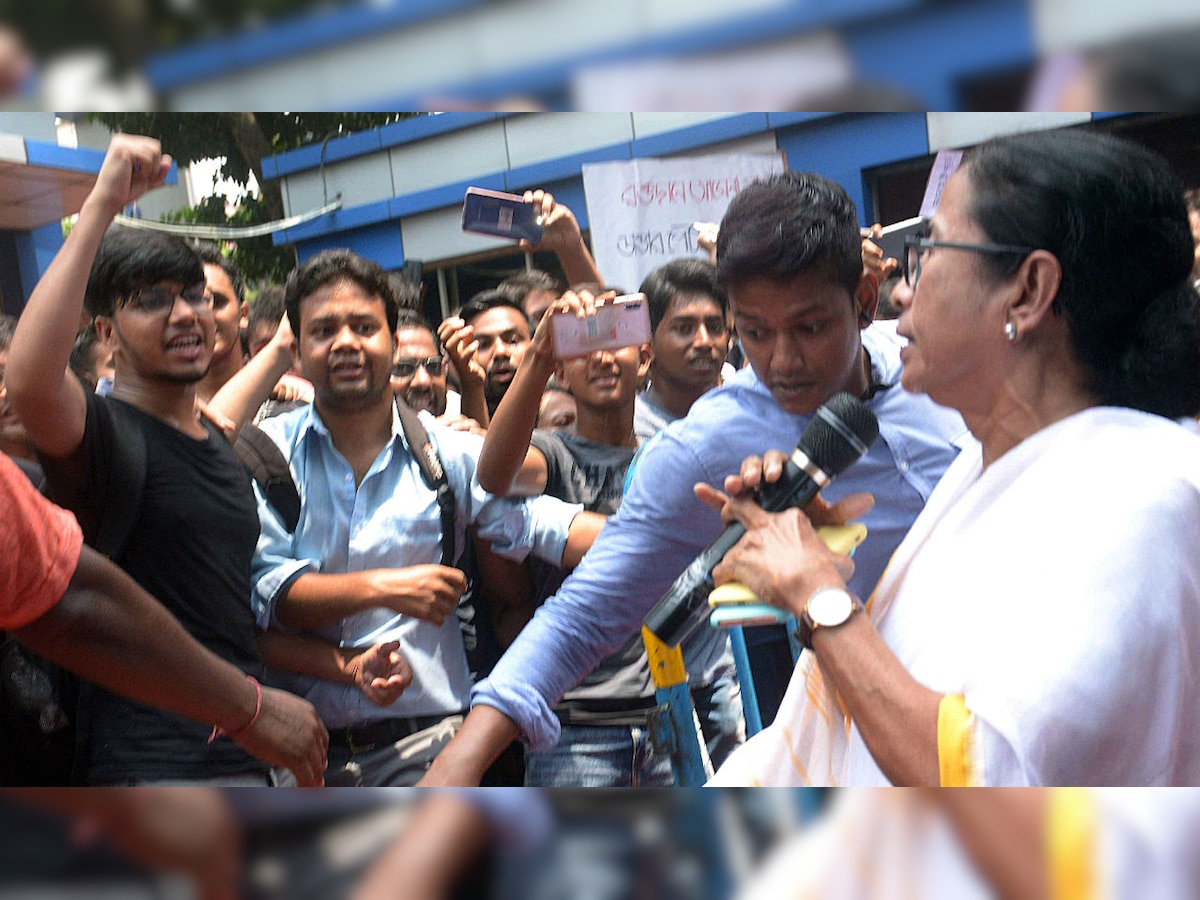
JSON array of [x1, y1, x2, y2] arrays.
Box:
[[902, 235, 1034, 289]]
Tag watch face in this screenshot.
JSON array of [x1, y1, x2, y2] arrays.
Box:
[[808, 589, 854, 628]]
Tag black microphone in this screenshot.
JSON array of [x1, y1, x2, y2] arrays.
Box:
[[642, 392, 880, 648]]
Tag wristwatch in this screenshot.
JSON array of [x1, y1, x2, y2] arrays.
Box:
[[794, 587, 862, 651]]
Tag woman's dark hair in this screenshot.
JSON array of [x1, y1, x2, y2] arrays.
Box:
[[84, 226, 205, 318], [639, 258, 728, 334], [715, 171, 863, 299], [965, 128, 1200, 419], [284, 248, 398, 337]]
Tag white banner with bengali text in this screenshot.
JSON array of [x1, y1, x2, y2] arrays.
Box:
[[582, 152, 786, 292]]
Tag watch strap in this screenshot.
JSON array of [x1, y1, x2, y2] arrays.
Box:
[[794, 588, 862, 652]]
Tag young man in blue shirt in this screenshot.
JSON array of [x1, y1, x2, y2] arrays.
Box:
[[422, 171, 967, 786], [250, 249, 603, 786]]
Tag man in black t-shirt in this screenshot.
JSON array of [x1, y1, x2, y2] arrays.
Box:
[[4, 135, 331, 785]]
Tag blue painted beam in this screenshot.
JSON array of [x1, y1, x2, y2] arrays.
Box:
[[144, 0, 485, 91], [294, 218, 405, 268]]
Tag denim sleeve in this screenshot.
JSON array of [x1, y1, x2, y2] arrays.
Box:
[[472, 429, 724, 750], [431, 423, 580, 566], [249, 479, 318, 631]]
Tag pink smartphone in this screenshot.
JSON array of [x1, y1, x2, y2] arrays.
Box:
[[550, 294, 652, 359]]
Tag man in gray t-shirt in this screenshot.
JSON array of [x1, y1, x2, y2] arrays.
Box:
[[526, 428, 660, 781], [475, 291, 675, 785]]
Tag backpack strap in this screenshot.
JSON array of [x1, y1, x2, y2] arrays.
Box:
[[395, 398, 456, 567], [233, 424, 301, 534], [92, 398, 148, 559]]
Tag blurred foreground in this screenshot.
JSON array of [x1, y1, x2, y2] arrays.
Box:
[[2, 0, 1199, 110], [2, 788, 1198, 900]]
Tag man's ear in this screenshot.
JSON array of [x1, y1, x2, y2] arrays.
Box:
[[93, 316, 115, 347], [92, 316, 123, 368], [854, 271, 879, 330], [637, 343, 653, 379], [238, 301, 250, 331], [554, 361, 569, 388]]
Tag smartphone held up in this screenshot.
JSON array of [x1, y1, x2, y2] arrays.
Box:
[[550, 294, 651, 360], [461, 187, 544, 243]]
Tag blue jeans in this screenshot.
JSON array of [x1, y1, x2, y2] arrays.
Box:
[[525, 722, 675, 787], [693, 673, 745, 770]]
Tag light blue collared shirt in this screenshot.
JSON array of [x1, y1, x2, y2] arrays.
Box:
[[250, 404, 581, 728], [473, 322, 972, 751]]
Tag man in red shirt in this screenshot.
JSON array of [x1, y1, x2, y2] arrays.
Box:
[[1, 452, 328, 785]]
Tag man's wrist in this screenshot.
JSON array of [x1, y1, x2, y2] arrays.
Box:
[[336, 646, 362, 686], [212, 675, 263, 742], [80, 194, 122, 227], [783, 572, 844, 619], [556, 236, 591, 264], [523, 345, 558, 376], [267, 339, 294, 372], [458, 368, 486, 389], [561, 233, 587, 254], [218, 675, 260, 733]]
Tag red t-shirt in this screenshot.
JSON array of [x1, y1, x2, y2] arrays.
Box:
[[1, 454, 83, 629]]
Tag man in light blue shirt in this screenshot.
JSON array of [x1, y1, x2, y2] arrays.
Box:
[[250, 249, 599, 786], [422, 171, 967, 785]]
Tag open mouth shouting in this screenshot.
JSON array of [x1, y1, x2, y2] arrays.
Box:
[[164, 332, 205, 361], [489, 364, 516, 385], [404, 387, 436, 414], [329, 356, 366, 381], [685, 352, 720, 373]]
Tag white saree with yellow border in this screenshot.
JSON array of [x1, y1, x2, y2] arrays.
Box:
[[711, 408, 1200, 787]]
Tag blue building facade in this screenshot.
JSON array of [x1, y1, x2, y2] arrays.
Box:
[[262, 110, 1129, 314]]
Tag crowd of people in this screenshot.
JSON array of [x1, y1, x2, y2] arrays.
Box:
[[2, 122, 1200, 792]]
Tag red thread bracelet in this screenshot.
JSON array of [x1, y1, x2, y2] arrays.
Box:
[[209, 675, 263, 744]]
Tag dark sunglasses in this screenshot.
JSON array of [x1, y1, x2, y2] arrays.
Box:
[[392, 356, 446, 378]]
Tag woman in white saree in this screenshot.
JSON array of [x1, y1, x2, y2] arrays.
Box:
[[706, 128, 1200, 787], [736, 789, 1200, 900]]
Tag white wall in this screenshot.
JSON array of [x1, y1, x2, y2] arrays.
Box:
[[925, 112, 1091, 152], [0, 113, 58, 143]]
